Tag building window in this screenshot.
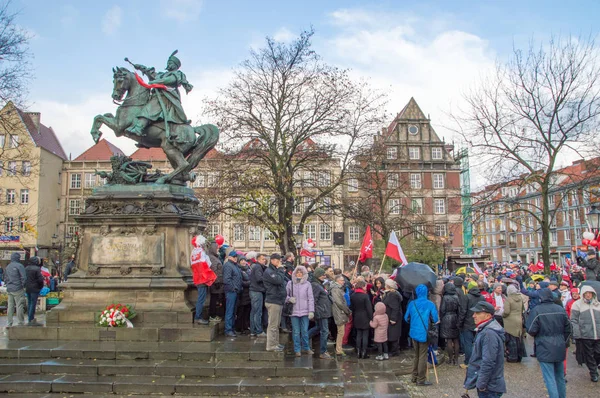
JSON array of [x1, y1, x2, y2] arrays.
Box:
[[8, 161, 16, 176], [0, 134, 4, 148], [433, 173, 445, 189], [551, 230, 558, 244], [20, 189, 29, 204], [387, 147, 397, 160], [6, 189, 15, 204], [320, 197, 332, 214], [69, 199, 81, 215], [411, 198, 423, 214], [292, 196, 303, 214], [248, 226, 261, 241], [434, 224, 447, 237], [571, 191, 579, 206], [348, 178, 358, 192], [320, 224, 332, 241], [22, 161, 31, 176], [233, 224, 245, 241], [549, 194, 555, 207], [563, 229, 570, 242], [389, 199, 401, 215], [303, 171, 315, 187], [408, 147, 420, 160], [263, 229, 275, 241], [19, 217, 28, 232], [70, 173, 81, 189], [67, 225, 80, 237], [408, 125, 419, 135], [205, 224, 220, 237], [9, 135, 19, 148], [387, 173, 398, 189], [434, 198, 446, 214], [192, 173, 205, 188], [84, 173, 96, 188], [4, 217, 14, 232], [410, 173, 421, 189], [572, 209, 580, 222], [431, 147, 443, 160], [207, 172, 219, 187], [317, 171, 331, 187], [575, 229, 582, 240], [349, 226, 360, 242], [305, 224, 316, 240], [413, 224, 424, 239]]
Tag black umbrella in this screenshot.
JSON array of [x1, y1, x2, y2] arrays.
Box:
[[581, 280, 600, 296], [396, 262, 437, 293]]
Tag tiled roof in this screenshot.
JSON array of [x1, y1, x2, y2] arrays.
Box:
[[386, 97, 428, 137], [130, 147, 168, 161], [15, 108, 68, 160], [74, 139, 125, 161]]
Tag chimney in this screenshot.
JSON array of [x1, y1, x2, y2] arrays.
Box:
[[572, 159, 585, 165], [26, 112, 41, 132]]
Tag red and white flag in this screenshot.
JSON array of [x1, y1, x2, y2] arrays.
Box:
[[358, 226, 373, 263], [299, 239, 316, 258], [385, 231, 408, 266]]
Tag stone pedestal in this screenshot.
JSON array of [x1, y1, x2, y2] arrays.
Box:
[[45, 184, 205, 329]]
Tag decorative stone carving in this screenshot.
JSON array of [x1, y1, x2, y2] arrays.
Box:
[[151, 266, 163, 276], [83, 200, 202, 217], [120, 266, 132, 276], [88, 264, 100, 276]]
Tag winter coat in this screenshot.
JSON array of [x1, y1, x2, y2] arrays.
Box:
[[311, 279, 332, 319], [431, 279, 444, 311], [25, 263, 44, 294], [330, 281, 351, 325], [404, 284, 439, 343], [190, 240, 216, 287], [463, 318, 506, 394], [526, 288, 571, 363], [4, 253, 26, 293], [370, 302, 389, 343], [520, 281, 549, 312], [454, 277, 468, 321], [502, 287, 524, 338], [571, 285, 600, 340], [263, 263, 287, 305], [350, 289, 373, 330], [208, 243, 223, 294], [440, 283, 460, 339], [383, 289, 403, 342], [238, 265, 251, 306], [285, 266, 314, 317], [249, 262, 267, 293], [371, 277, 386, 306], [223, 260, 243, 294], [460, 287, 485, 331]]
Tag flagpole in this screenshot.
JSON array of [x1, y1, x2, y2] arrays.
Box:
[[377, 255, 387, 274]]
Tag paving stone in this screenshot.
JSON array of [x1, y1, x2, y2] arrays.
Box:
[[361, 371, 401, 382], [343, 381, 372, 396], [175, 377, 242, 396], [97, 359, 161, 376], [115, 327, 159, 341], [0, 359, 42, 374], [248, 344, 284, 361], [40, 358, 110, 375], [112, 375, 178, 395], [239, 376, 306, 395], [369, 381, 411, 397], [154, 360, 215, 377], [215, 361, 277, 377], [51, 375, 115, 393], [0, 374, 57, 393], [276, 362, 312, 377], [8, 326, 58, 341]]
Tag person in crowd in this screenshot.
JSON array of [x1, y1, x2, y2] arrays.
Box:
[[249, 253, 268, 337], [370, 301, 389, 361], [526, 288, 571, 398], [454, 276, 467, 354], [382, 279, 403, 357], [570, 285, 600, 382], [286, 265, 314, 357], [489, 283, 506, 327], [559, 281, 571, 307], [503, 284, 526, 362], [280, 253, 295, 333], [207, 242, 224, 323], [191, 236, 217, 326], [459, 281, 485, 368], [463, 301, 506, 398], [235, 256, 252, 335], [4, 252, 26, 327], [404, 284, 439, 386], [308, 267, 333, 359], [223, 251, 242, 337], [440, 281, 461, 365], [330, 274, 352, 356], [351, 279, 373, 359], [370, 277, 386, 306], [263, 253, 287, 352], [548, 281, 563, 306], [565, 288, 579, 318], [341, 266, 354, 348], [63, 255, 75, 282], [25, 256, 44, 326]]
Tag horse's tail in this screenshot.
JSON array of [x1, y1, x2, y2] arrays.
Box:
[[182, 124, 220, 174]]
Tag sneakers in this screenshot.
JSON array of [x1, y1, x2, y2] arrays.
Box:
[[209, 316, 222, 322], [375, 355, 384, 361], [302, 349, 314, 355], [28, 320, 43, 327], [267, 346, 284, 352], [295, 352, 302, 357], [195, 318, 209, 325], [336, 351, 347, 357], [255, 332, 267, 338], [280, 328, 291, 333], [592, 374, 598, 382], [383, 353, 389, 360], [459, 364, 468, 369], [225, 332, 237, 337], [319, 352, 333, 360], [342, 344, 354, 350]]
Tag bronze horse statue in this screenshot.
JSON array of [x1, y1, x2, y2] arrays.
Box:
[[90, 66, 218, 184]]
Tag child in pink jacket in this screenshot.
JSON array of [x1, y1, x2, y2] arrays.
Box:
[[370, 302, 390, 361]]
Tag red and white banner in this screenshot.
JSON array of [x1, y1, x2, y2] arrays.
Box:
[[299, 238, 316, 257], [385, 231, 408, 266], [358, 226, 373, 263]]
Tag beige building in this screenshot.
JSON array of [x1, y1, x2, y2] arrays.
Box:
[[0, 102, 67, 263]]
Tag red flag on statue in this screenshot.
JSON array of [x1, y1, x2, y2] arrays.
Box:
[[358, 226, 373, 263], [385, 231, 408, 266]]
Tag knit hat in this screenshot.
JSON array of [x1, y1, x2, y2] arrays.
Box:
[[467, 281, 478, 290], [385, 279, 398, 290], [549, 281, 559, 287], [314, 267, 325, 279], [571, 288, 579, 294], [560, 281, 569, 287]]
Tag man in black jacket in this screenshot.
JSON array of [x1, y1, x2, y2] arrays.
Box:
[[249, 254, 267, 337], [453, 276, 467, 354], [263, 253, 287, 352], [526, 288, 571, 398], [308, 267, 333, 359], [25, 257, 44, 326], [459, 282, 485, 369]]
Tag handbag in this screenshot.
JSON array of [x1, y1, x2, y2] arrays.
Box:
[[415, 304, 437, 345], [283, 280, 294, 317]]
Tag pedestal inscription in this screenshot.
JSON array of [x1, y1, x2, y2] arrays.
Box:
[[89, 234, 164, 266]]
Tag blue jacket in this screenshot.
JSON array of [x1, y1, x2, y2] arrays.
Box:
[[223, 260, 243, 293], [464, 318, 506, 393], [404, 284, 439, 343], [520, 281, 549, 311]]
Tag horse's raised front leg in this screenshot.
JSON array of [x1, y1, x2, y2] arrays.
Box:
[[90, 113, 117, 143]]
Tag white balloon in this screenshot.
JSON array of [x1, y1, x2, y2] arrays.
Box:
[[583, 231, 595, 240]]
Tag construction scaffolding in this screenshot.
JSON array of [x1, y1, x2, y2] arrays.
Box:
[[457, 148, 473, 254]]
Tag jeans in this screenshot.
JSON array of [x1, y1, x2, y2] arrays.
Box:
[[265, 303, 282, 350], [539, 361, 566, 398], [26, 292, 39, 322], [461, 329, 476, 364], [477, 391, 503, 398], [224, 291, 238, 334], [308, 318, 329, 354], [194, 285, 208, 321], [290, 316, 310, 353], [249, 290, 264, 334], [7, 289, 25, 326]]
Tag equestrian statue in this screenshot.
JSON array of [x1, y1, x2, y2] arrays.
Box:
[[90, 50, 218, 185]]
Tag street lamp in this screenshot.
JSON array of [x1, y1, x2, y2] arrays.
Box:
[[586, 205, 600, 259], [294, 230, 304, 265], [443, 232, 454, 272]]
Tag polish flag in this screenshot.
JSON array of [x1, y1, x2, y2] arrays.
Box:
[[385, 231, 408, 266], [472, 260, 483, 275]]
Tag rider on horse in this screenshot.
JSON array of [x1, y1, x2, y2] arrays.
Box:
[[126, 50, 193, 142]]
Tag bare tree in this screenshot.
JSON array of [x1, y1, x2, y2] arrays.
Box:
[[455, 36, 600, 271], [205, 29, 386, 254]]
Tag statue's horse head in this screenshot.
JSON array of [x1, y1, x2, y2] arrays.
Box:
[[112, 66, 132, 102]]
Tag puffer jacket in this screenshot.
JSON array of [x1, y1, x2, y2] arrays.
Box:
[[463, 318, 506, 393], [223, 260, 243, 294], [330, 281, 351, 325], [4, 252, 26, 292], [311, 278, 332, 319], [263, 263, 287, 305], [404, 284, 439, 343], [440, 283, 460, 339], [350, 288, 373, 329], [571, 285, 600, 340], [249, 261, 267, 293], [382, 289, 403, 342], [25, 258, 44, 294], [460, 287, 485, 331], [238, 264, 251, 306], [285, 266, 314, 317], [370, 302, 389, 343], [526, 288, 571, 362]]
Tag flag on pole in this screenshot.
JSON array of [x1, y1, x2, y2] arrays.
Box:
[[385, 231, 408, 265], [473, 259, 488, 284], [358, 226, 373, 263]]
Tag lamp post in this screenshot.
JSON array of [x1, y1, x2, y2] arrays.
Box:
[[294, 231, 304, 265], [443, 232, 454, 272], [586, 205, 600, 259]]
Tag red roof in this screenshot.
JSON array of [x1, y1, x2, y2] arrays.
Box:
[[74, 139, 125, 161], [15, 107, 68, 160], [130, 147, 168, 161]]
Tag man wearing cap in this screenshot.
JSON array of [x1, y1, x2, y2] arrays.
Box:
[[526, 288, 571, 397], [308, 267, 333, 359], [223, 251, 242, 337], [558, 281, 571, 307], [263, 253, 287, 351], [463, 301, 506, 397]]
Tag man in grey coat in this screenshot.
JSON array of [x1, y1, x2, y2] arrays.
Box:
[[4, 252, 26, 326]]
